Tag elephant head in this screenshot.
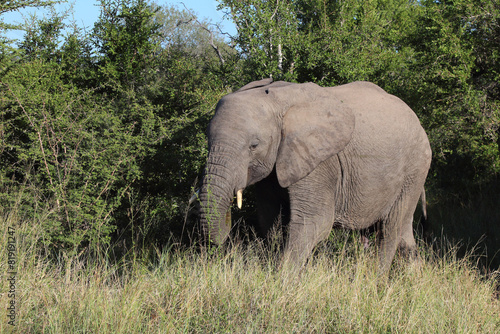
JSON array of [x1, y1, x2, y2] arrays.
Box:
[[199, 79, 355, 244]]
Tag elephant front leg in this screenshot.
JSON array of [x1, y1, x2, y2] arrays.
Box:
[[283, 180, 336, 267]]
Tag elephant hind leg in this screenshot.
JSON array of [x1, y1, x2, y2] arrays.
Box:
[[398, 216, 418, 260], [378, 226, 400, 274], [378, 189, 420, 273]]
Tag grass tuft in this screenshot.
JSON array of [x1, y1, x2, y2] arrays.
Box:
[[1, 213, 499, 333]]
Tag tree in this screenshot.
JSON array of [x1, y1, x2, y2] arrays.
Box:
[[218, 0, 422, 85], [0, 0, 60, 32], [92, 0, 161, 93], [0, 1, 62, 77], [218, 0, 299, 82], [0, 0, 165, 253], [400, 0, 500, 190]]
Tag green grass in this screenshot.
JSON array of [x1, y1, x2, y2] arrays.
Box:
[[1, 212, 499, 333]]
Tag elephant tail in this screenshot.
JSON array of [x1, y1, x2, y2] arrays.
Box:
[[419, 188, 429, 237]]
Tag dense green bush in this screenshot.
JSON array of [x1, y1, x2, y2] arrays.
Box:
[[0, 0, 230, 254], [1, 59, 146, 251], [1, 0, 499, 262]]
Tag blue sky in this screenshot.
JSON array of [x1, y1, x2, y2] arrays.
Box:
[[3, 0, 236, 41]]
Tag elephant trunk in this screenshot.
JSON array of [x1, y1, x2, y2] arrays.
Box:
[[199, 145, 241, 244]]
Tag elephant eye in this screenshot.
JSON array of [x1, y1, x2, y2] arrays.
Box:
[[249, 140, 259, 151]]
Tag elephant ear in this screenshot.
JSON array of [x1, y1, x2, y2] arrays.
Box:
[[237, 78, 273, 92], [276, 97, 355, 188]]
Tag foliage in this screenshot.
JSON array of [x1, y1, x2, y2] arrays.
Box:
[[0, 0, 60, 32], [402, 0, 500, 189], [0, 1, 60, 76], [218, 0, 420, 86], [1, 22, 161, 252], [92, 0, 161, 93], [218, 0, 299, 82], [0, 0, 230, 254]]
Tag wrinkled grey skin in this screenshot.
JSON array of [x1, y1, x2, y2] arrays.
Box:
[[199, 79, 431, 272]]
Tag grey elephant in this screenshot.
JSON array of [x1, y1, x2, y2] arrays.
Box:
[[199, 78, 431, 272]]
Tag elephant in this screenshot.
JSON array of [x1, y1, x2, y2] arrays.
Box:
[[199, 78, 432, 272]]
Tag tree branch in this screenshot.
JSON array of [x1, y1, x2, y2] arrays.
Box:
[[179, 3, 226, 66]]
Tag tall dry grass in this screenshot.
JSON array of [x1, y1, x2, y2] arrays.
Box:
[[1, 211, 499, 333]]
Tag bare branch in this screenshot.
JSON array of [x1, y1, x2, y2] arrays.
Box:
[[201, 25, 225, 65], [176, 17, 195, 27], [178, 3, 226, 66]]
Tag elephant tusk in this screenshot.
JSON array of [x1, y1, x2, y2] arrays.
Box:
[[236, 189, 243, 209]]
